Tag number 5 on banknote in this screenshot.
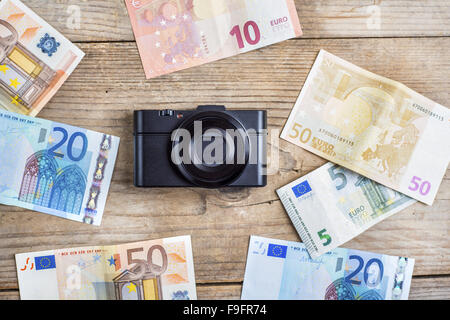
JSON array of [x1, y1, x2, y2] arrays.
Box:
[[328, 164, 347, 190], [317, 229, 332, 246], [277, 162, 416, 258]]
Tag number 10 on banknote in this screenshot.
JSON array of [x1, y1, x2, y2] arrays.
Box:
[[281, 50, 450, 205], [125, 0, 302, 79]]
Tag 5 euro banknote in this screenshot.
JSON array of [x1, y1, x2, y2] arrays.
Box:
[[0, 0, 84, 116], [16, 235, 196, 300], [242, 236, 414, 300], [125, 0, 302, 79], [0, 110, 119, 225], [277, 163, 416, 258], [281, 50, 450, 205]]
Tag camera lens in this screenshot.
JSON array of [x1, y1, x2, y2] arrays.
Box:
[[171, 111, 249, 188], [192, 128, 233, 169]]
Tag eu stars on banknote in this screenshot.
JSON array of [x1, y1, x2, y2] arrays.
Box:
[[125, 0, 302, 79], [16, 236, 197, 300], [277, 163, 416, 258], [34, 255, 56, 270], [0, 110, 120, 225], [281, 50, 450, 205], [242, 236, 414, 300]]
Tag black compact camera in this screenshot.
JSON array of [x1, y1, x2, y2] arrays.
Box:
[[134, 105, 267, 188]]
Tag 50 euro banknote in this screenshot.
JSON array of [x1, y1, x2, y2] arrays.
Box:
[[242, 236, 414, 300], [281, 50, 450, 205], [277, 163, 416, 258], [16, 235, 197, 300], [0, 110, 119, 225], [124, 0, 302, 79]]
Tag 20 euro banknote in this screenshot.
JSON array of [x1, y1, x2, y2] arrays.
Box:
[[124, 0, 302, 79], [242, 236, 414, 300], [0, 110, 119, 225], [281, 50, 450, 205], [0, 0, 84, 116], [277, 163, 416, 258], [16, 235, 197, 300]]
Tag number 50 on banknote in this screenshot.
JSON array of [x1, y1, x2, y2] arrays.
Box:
[[281, 50, 450, 205]]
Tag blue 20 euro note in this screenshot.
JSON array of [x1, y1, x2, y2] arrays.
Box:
[[242, 236, 414, 300], [0, 110, 119, 225]]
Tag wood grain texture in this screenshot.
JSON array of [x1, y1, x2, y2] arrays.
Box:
[[0, 1, 449, 300], [19, 0, 450, 42], [1, 276, 449, 300], [197, 276, 450, 300], [0, 37, 449, 297]]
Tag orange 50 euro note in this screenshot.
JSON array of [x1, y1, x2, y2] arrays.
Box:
[[281, 50, 450, 205], [16, 236, 196, 300], [124, 0, 302, 79]]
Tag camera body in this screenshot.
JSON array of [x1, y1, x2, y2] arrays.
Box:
[[134, 105, 267, 188]]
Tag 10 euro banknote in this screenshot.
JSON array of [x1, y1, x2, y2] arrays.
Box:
[[277, 163, 416, 258], [0, 110, 119, 225], [281, 50, 450, 205], [242, 236, 414, 300], [125, 0, 302, 79], [16, 235, 196, 300], [0, 0, 84, 116]]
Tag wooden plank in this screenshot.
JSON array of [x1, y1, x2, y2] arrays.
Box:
[[408, 277, 450, 300], [19, 0, 450, 42], [1, 276, 449, 299], [201, 276, 450, 300], [0, 38, 449, 291], [0, 291, 19, 300]]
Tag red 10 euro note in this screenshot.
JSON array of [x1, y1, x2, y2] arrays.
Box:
[[125, 0, 302, 79]]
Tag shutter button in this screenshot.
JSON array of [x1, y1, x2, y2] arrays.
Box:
[[160, 109, 175, 116]]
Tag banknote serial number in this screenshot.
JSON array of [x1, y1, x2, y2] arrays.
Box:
[[411, 103, 444, 122]]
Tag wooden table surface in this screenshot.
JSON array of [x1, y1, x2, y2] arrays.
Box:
[[0, 0, 449, 300]]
